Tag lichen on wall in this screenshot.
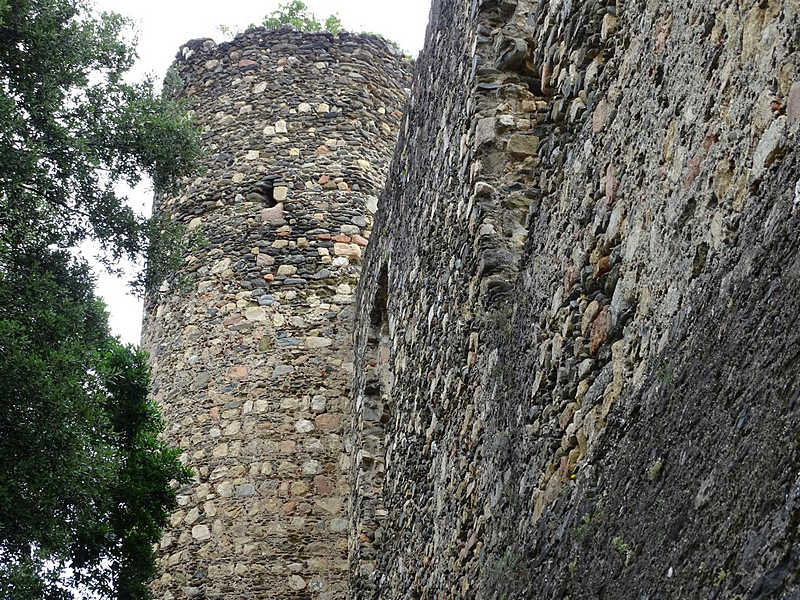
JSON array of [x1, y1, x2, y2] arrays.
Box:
[[141, 28, 410, 600], [353, 0, 800, 597]]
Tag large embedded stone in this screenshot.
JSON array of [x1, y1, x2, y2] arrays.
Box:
[[273, 186, 289, 202], [184, 508, 199, 525], [288, 575, 306, 591], [315, 413, 341, 432], [474, 117, 496, 148], [752, 116, 786, 179], [507, 134, 539, 158], [333, 242, 362, 258], [311, 395, 327, 413], [245, 307, 266, 322], [589, 306, 610, 355], [592, 99, 610, 133], [227, 365, 248, 378], [295, 419, 315, 433], [261, 203, 285, 226], [305, 336, 332, 349], [210, 258, 231, 276], [236, 484, 255, 497], [601, 14, 617, 40]]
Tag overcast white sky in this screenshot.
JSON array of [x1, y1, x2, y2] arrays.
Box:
[[89, 0, 431, 345]]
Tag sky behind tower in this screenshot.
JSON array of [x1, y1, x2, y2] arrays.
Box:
[[90, 0, 431, 345]]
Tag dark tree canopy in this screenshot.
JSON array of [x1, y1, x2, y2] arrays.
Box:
[[0, 0, 202, 286], [0, 251, 192, 599], [0, 0, 198, 598]]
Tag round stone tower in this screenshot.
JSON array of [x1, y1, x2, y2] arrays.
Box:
[[141, 28, 410, 600]]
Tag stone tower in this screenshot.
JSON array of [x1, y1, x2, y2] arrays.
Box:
[[141, 28, 410, 600]]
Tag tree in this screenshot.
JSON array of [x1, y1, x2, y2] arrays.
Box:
[[221, 2, 408, 56], [0, 0, 202, 289], [219, 1, 342, 42], [324, 14, 342, 35], [260, 2, 406, 57], [0, 0, 199, 598], [0, 250, 192, 600], [262, 0, 340, 33]]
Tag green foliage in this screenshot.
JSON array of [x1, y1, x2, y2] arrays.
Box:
[[161, 66, 184, 102], [0, 0, 202, 290], [324, 14, 342, 34], [219, 1, 342, 40], [0, 0, 199, 597], [647, 458, 664, 481], [133, 215, 185, 295], [572, 512, 593, 539], [568, 555, 578, 577], [132, 216, 209, 296], [259, 0, 343, 34], [0, 249, 192, 599], [611, 536, 634, 566], [220, 2, 408, 57], [263, 0, 324, 32]]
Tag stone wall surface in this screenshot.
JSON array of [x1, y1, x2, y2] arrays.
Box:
[[141, 28, 410, 600], [353, 0, 800, 598]]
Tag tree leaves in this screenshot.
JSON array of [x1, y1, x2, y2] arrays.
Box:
[[0, 251, 192, 599], [262, 0, 340, 33], [0, 1, 198, 597], [0, 0, 202, 290]]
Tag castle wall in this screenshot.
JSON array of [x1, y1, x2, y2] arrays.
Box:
[[141, 28, 409, 600], [353, 0, 800, 597]]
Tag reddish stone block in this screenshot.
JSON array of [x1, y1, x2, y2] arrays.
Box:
[[605, 163, 619, 203], [314, 475, 335, 495], [594, 255, 611, 278], [228, 365, 248, 379], [589, 306, 610, 355], [315, 413, 341, 432]]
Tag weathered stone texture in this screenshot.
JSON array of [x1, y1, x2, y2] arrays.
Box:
[[353, 0, 800, 598], [141, 28, 409, 600]]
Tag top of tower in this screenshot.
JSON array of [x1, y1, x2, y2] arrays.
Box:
[[174, 26, 407, 67]]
